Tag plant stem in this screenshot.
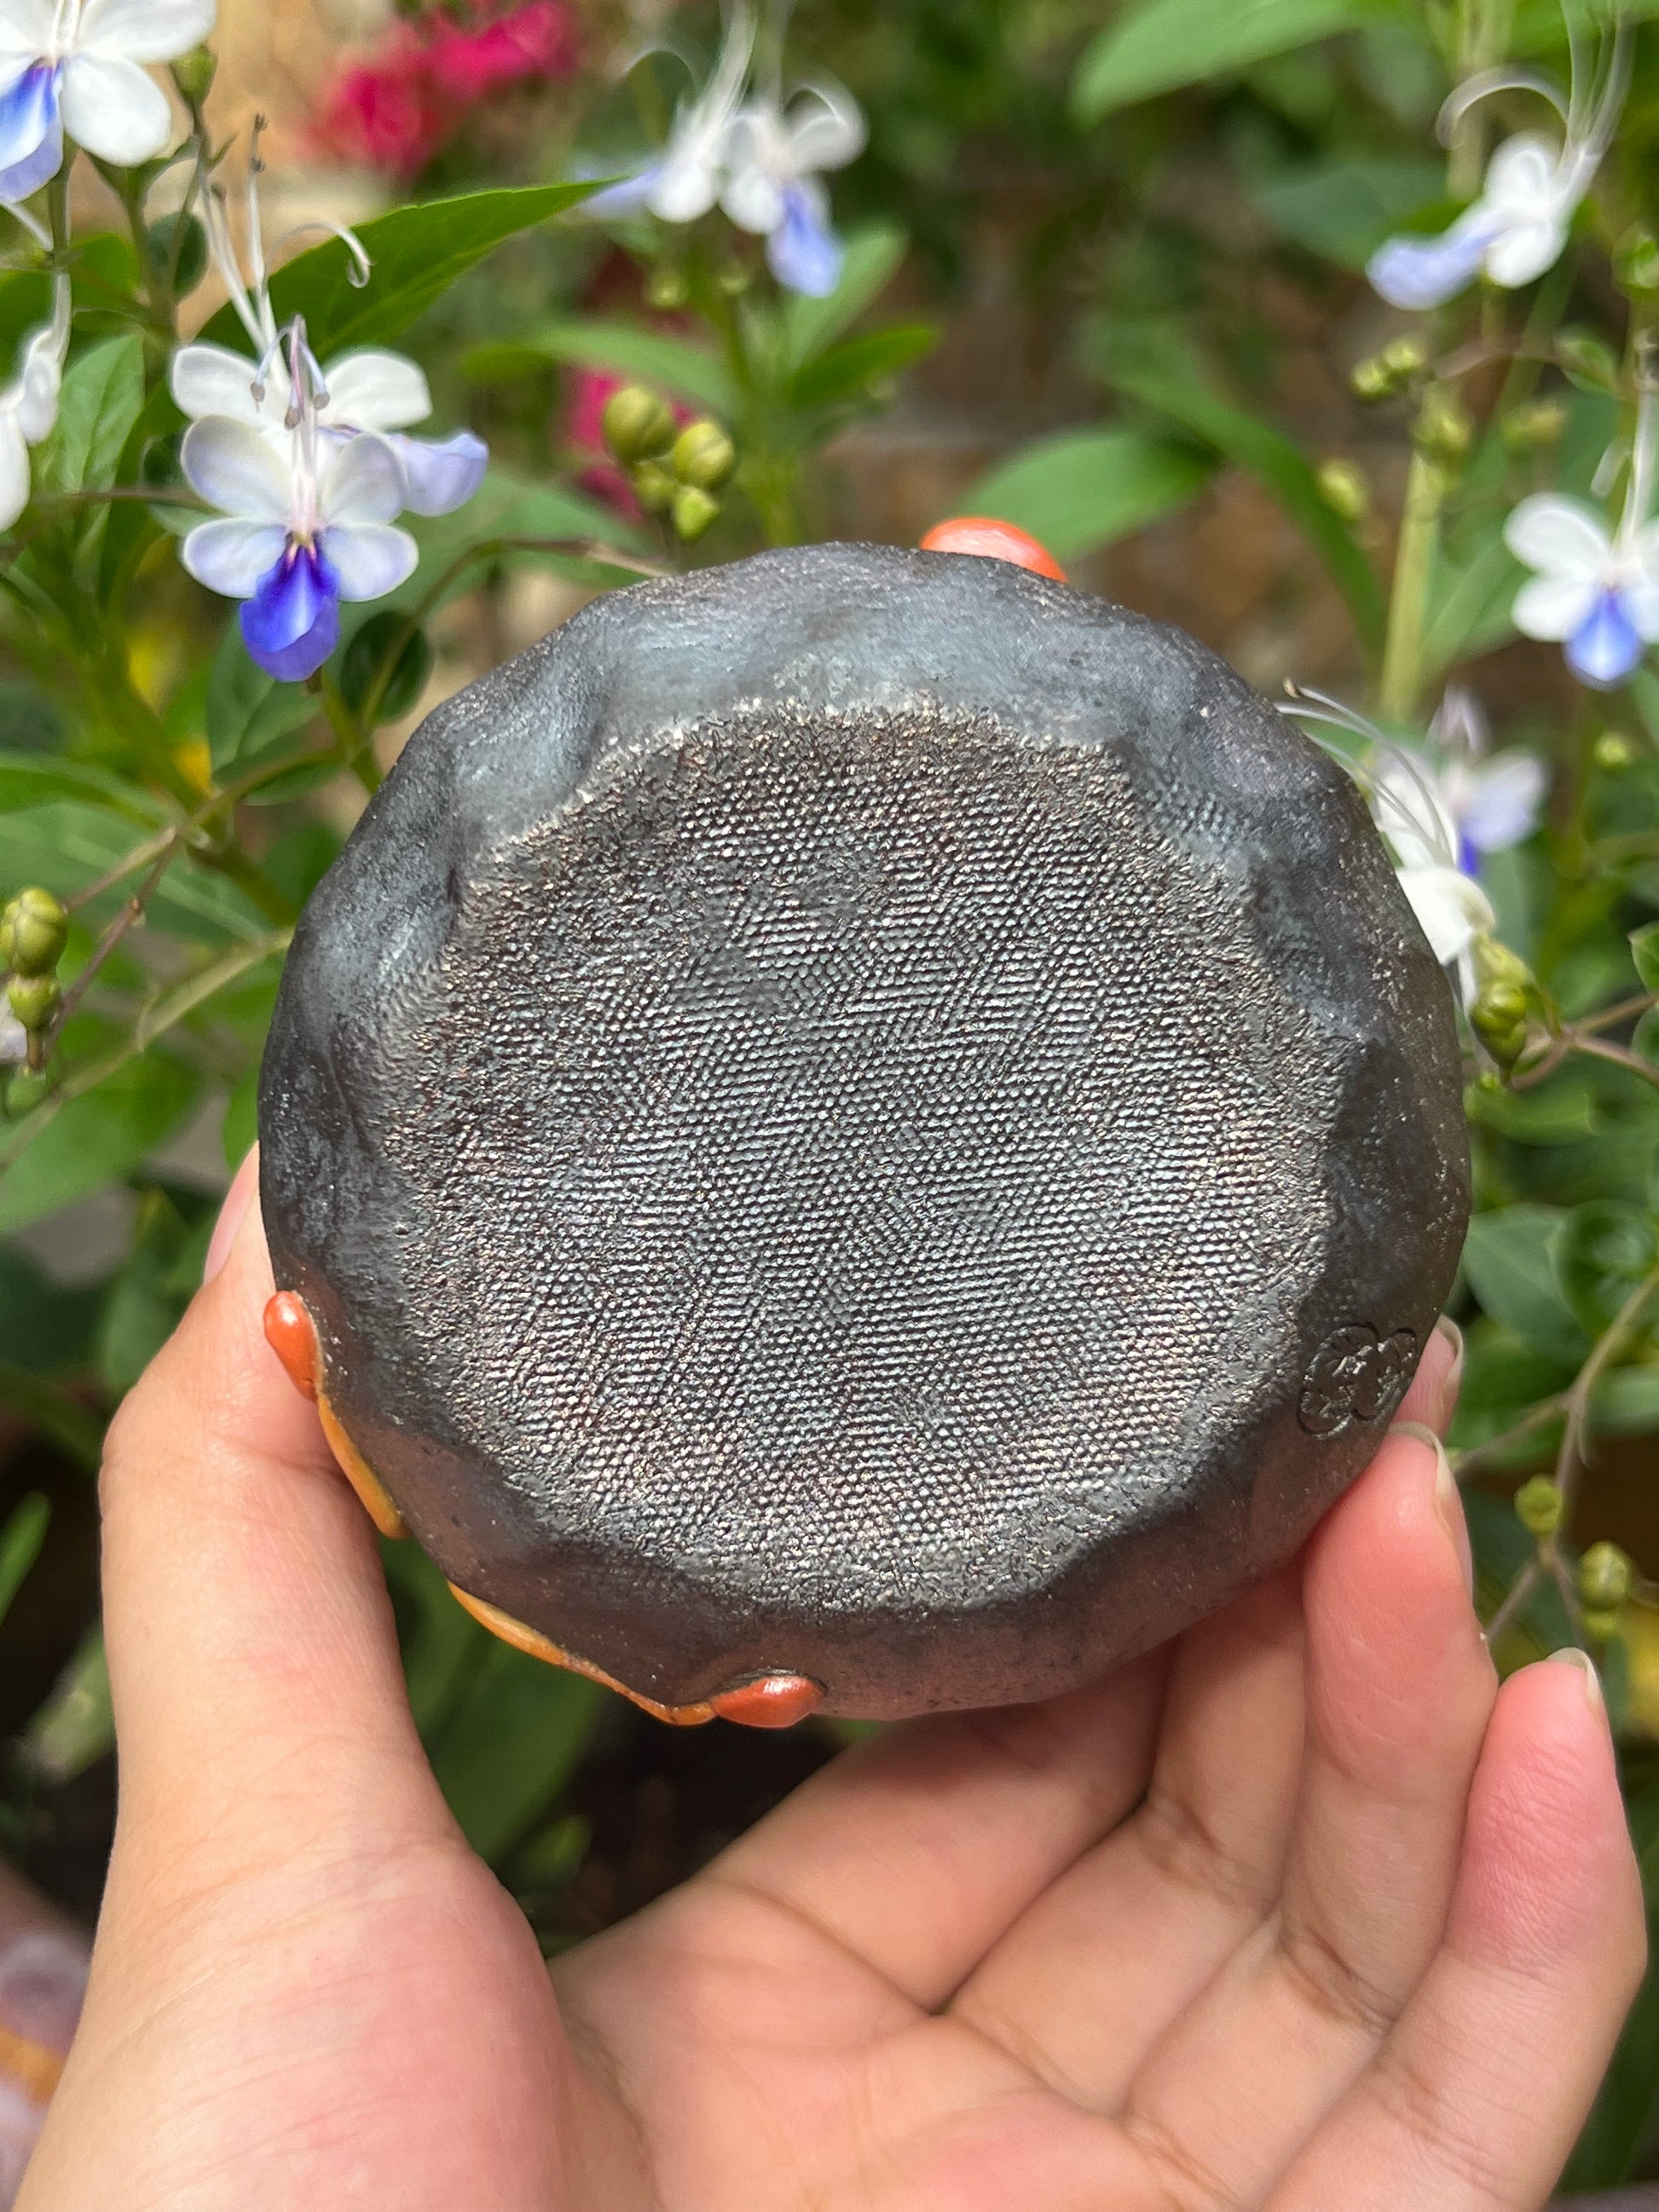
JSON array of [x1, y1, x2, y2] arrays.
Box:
[[1379, 441, 1446, 723]]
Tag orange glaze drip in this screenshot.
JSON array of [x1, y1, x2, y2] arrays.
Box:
[[918, 516, 1066, 580], [446, 1584, 824, 1731], [263, 1291, 409, 1539]]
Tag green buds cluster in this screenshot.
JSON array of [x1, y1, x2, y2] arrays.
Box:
[[1350, 337, 1427, 404], [1315, 458, 1369, 523], [644, 267, 690, 312], [1469, 938, 1539, 1069], [1515, 1475, 1564, 1539], [1501, 398, 1568, 453], [1412, 385, 1472, 468], [2, 887, 68, 1048], [602, 387, 737, 545]]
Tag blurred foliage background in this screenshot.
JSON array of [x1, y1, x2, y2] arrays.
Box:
[[4, 0, 1659, 2192]]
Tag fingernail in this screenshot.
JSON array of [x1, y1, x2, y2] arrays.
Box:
[[1396, 1419, 1474, 1596], [203, 1145, 259, 1285], [1548, 1644, 1606, 1716], [1433, 1313, 1464, 1393]]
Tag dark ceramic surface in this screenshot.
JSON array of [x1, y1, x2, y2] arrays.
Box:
[[259, 543, 1469, 1718]]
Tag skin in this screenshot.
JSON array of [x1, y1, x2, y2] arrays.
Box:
[[17, 1151, 1645, 2212]]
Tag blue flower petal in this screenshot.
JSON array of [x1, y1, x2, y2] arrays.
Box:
[[1564, 588, 1646, 690], [0, 63, 62, 201], [582, 164, 662, 218], [240, 540, 340, 683], [1366, 218, 1493, 311], [387, 428, 488, 517], [767, 183, 842, 297]]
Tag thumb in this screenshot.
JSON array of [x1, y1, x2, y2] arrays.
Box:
[[98, 1148, 450, 1877]]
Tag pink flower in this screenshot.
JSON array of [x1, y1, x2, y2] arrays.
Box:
[[430, 3, 578, 99], [315, 36, 448, 176], [313, 3, 580, 177]]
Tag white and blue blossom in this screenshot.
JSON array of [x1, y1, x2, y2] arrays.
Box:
[[721, 78, 864, 297], [180, 326, 417, 684], [0, 0, 214, 201], [1285, 685, 1545, 985], [171, 146, 487, 518], [583, 3, 864, 297], [1505, 387, 1659, 690], [1367, 17, 1628, 310]]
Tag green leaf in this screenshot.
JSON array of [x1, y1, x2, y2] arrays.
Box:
[[97, 1186, 215, 1395], [1561, 1760, 1659, 2188], [783, 222, 909, 367], [953, 427, 1214, 563], [1102, 364, 1385, 646], [1251, 156, 1445, 269], [0, 1048, 199, 1233], [0, 1241, 101, 1372], [1461, 1204, 1592, 1360], [25, 1626, 113, 1783], [1421, 529, 1523, 678], [338, 610, 433, 727], [37, 333, 144, 495], [205, 623, 318, 771], [465, 318, 737, 415], [0, 805, 269, 945], [1555, 1201, 1658, 1339], [1632, 921, 1659, 994], [789, 323, 938, 410], [425, 1636, 607, 1863], [0, 1362, 104, 1470], [199, 182, 599, 360], [1593, 1364, 1659, 1435], [0, 1492, 48, 1628], [1072, 0, 1383, 118], [223, 1065, 258, 1171], [0, 748, 168, 825]]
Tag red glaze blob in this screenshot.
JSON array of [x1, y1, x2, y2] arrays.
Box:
[[263, 1291, 319, 1401], [710, 1673, 825, 1729], [919, 516, 1066, 580]]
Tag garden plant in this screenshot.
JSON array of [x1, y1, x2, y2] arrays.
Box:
[[2, 0, 1659, 2191]]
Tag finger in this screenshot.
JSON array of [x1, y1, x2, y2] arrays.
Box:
[[1120, 1418, 1495, 2204], [1272, 1651, 1645, 2212], [702, 1652, 1168, 2007], [945, 1319, 1460, 2099], [98, 1155, 447, 1880], [951, 1562, 1304, 2099]]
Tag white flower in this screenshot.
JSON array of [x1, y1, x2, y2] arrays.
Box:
[[1283, 685, 1546, 991], [0, 269, 66, 528], [1367, 17, 1628, 309], [170, 141, 487, 518], [582, 4, 864, 296], [1505, 384, 1659, 690], [583, 7, 755, 225], [0, 0, 214, 200], [180, 326, 417, 684], [721, 79, 864, 297]]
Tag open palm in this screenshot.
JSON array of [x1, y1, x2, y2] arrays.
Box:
[[20, 1175, 1641, 2212]]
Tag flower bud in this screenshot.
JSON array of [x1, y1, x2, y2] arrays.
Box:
[[3, 888, 66, 979], [671, 484, 720, 542], [8, 974, 59, 1030], [1471, 987, 1530, 1067], [1515, 1475, 1564, 1538], [1578, 1539, 1635, 1611], [1501, 398, 1567, 452], [1413, 385, 1471, 467], [671, 420, 736, 493], [601, 386, 674, 465], [1315, 458, 1368, 523], [714, 263, 750, 297], [1594, 731, 1637, 772], [1349, 355, 1395, 405], [1471, 934, 1535, 994], [644, 267, 689, 312], [632, 458, 676, 516], [1581, 1605, 1623, 1643], [1614, 225, 1659, 297], [1557, 330, 1619, 393], [1350, 336, 1427, 404], [170, 44, 217, 107]]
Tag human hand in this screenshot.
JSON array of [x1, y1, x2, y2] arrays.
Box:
[[18, 1157, 1644, 2211]]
